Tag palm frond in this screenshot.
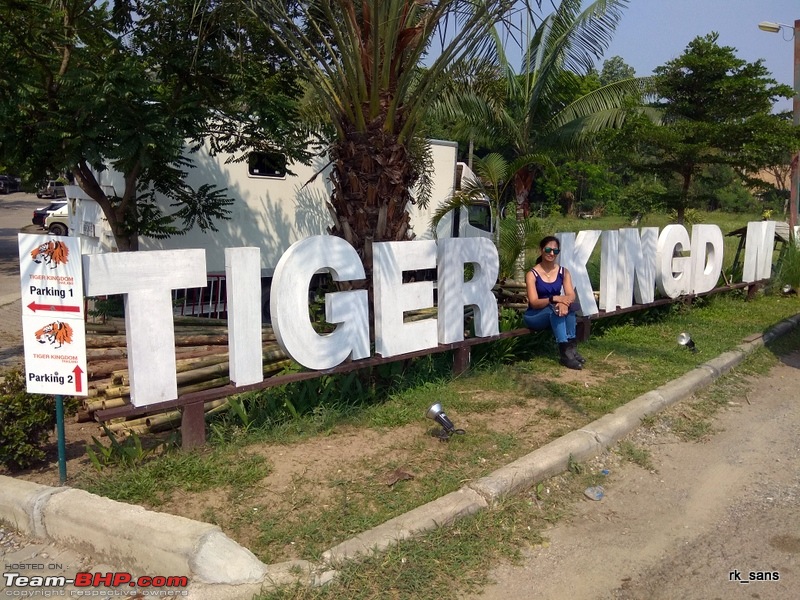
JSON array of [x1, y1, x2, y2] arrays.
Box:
[[546, 76, 655, 132], [429, 190, 484, 238], [496, 216, 549, 280], [247, 1, 515, 144], [526, 0, 628, 122]]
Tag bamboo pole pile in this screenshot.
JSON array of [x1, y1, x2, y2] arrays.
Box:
[[79, 305, 499, 437], [494, 281, 528, 310], [78, 316, 294, 437]]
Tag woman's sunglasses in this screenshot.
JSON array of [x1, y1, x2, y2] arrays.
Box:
[[543, 247, 560, 255]]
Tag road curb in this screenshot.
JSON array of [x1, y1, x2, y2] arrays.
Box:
[[0, 477, 267, 589], [1, 314, 798, 599]]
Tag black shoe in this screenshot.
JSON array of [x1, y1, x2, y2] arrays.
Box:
[[558, 342, 583, 370], [568, 339, 586, 365]]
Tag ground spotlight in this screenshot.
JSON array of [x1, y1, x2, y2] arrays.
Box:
[[677, 332, 697, 353], [426, 403, 465, 440], [781, 284, 797, 296]]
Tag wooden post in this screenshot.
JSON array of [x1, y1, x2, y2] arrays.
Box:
[[453, 346, 470, 375], [181, 401, 206, 449], [576, 318, 591, 342]]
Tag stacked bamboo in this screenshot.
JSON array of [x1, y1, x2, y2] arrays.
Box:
[[494, 281, 528, 310], [79, 304, 515, 437], [79, 316, 295, 437]]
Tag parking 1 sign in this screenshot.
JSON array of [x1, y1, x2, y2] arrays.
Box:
[[18, 234, 88, 396]]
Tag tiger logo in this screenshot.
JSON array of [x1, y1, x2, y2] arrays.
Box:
[[31, 240, 69, 269], [34, 321, 73, 348]]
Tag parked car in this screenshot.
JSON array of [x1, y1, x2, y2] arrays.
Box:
[[45, 202, 70, 236], [36, 180, 66, 199], [32, 200, 68, 228], [0, 175, 22, 194]]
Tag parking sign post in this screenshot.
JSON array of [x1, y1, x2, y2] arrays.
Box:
[[18, 233, 87, 482]]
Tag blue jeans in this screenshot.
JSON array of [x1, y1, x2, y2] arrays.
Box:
[[523, 305, 576, 344]]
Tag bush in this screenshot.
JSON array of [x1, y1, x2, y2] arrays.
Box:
[[778, 238, 800, 290], [0, 369, 56, 470]]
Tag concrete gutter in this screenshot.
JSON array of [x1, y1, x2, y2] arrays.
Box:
[[1, 314, 798, 599]]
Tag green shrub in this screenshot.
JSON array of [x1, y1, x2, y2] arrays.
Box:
[[778, 238, 800, 290], [87, 295, 125, 320], [0, 370, 56, 470]]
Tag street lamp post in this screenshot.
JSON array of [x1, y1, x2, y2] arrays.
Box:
[[759, 19, 799, 234]]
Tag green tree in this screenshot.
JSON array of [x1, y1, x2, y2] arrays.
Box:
[[539, 159, 620, 216], [432, 0, 650, 278], [600, 55, 636, 85], [612, 33, 800, 223], [0, 0, 309, 251], [430, 153, 553, 280], [486, 1, 645, 209]]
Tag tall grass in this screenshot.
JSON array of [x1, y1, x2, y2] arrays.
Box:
[[778, 238, 800, 289]]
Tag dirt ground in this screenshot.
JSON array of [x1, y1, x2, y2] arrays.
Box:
[[466, 348, 800, 600]]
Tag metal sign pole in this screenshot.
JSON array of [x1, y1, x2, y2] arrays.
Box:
[[55, 394, 67, 484]]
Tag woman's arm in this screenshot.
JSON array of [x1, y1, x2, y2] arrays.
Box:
[[561, 268, 577, 304], [550, 268, 576, 309], [525, 270, 550, 309]]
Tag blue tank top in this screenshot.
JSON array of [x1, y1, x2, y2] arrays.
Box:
[[532, 266, 563, 300]]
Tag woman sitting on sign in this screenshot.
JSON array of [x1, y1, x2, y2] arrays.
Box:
[[523, 236, 585, 371]]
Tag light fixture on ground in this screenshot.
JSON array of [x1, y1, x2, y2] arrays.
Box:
[[677, 332, 697, 353], [425, 403, 465, 440], [782, 283, 797, 295]]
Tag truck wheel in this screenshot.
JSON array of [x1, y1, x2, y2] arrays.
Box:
[[49, 223, 68, 236]]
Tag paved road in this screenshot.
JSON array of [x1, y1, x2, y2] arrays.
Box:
[[468, 346, 800, 600], [0, 193, 44, 369], [0, 192, 43, 301]]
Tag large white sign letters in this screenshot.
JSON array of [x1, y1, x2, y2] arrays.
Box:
[[82, 222, 776, 406]]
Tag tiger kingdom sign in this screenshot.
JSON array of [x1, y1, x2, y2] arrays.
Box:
[[18, 234, 88, 396], [75, 221, 783, 409]]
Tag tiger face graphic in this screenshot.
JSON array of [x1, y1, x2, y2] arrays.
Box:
[[31, 240, 69, 269], [34, 321, 73, 349]]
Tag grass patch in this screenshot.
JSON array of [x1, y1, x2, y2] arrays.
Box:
[[76, 447, 269, 506], [617, 440, 653, 470], [659, 328, 800, 443], [253, 465, 604, 600], [670, 417, 714, 441]]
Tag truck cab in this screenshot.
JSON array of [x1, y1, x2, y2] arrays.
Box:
[[44, 185, 118, 255]]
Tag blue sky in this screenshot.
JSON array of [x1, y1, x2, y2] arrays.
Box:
[[597, 0, 798, 111]]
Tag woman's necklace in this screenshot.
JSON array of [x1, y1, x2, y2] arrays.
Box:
[[537, 265, 558, 282]]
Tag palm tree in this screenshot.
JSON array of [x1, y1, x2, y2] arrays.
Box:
[[436, 0, 653, 220], [430, 153, 552, 280], [244, 0, 519, 285]]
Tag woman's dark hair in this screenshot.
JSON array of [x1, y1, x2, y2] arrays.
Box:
[[535, 235, 560, 264]]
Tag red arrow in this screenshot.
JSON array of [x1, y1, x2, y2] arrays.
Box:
[[72, 365, 84, 393], [27, 302, 80, 313]]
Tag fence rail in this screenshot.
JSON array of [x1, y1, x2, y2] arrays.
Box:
[[172, 272, 227, 319]]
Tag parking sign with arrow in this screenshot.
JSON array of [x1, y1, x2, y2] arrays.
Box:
[[18, 234, 88, 396]]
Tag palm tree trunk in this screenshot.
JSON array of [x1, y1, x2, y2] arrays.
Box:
[[511, 167, 534, 280], [327, 125, 419, 336]]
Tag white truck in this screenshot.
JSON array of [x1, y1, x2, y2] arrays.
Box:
[[45, 185, 118, 255], [92, 138, 490, 274]]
